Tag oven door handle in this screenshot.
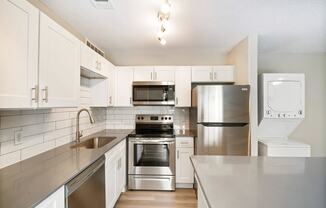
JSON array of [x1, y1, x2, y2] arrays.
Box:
[[130, 140, 175, 144]]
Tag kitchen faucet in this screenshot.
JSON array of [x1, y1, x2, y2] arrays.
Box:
[[76, 108, 95, 143]]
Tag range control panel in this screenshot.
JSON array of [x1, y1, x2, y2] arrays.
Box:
[[136, 114, 173, 123]]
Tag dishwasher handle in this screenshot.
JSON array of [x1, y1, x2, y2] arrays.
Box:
[[65, 156, 105, 197]]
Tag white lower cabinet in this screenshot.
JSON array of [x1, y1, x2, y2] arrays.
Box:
[[35, 186, 65, 208], [176, 137, 194, 186], [105, 140, 126, 208]]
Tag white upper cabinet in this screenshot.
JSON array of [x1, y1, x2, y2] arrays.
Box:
[[213, 65, 234, 82], [191, 66, 214, 82], [39, 12, 80, 108], [133, 66, 175, 82], [192, 65, 234, 83], [0, 0, 39, 109], [115, 67, 133, 107], [133, 66, 154, 81], [154, 66, 175, 82], [175, 67, 191, 107], [81, 43, 107, 78], [107, 62, 116, 107]]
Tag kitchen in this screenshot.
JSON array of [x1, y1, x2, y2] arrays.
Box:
[[0, 0, 326, 208]]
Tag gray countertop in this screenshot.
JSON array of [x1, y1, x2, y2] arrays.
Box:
[[174, 129, 195, 137], [191, 156, 326, 208], [0, 129, 133, 208]]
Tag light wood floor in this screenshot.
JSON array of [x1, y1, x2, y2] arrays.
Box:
[[115, 189, 197, 208]]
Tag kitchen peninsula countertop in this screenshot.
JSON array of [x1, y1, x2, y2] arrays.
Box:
[[0, 129, 133, 208], [191, 156, 326, 208]]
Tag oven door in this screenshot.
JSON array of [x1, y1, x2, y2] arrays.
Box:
[[132, 82, 175, 106], [128, 137, 175, 175]]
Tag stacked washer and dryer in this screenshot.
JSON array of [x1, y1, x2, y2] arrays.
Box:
[[258, 73, 311, 157]]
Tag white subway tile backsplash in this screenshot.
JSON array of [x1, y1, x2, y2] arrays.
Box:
[[0, 114, 44, 129], [44, 112, 70, 122], [44, 127, 74, 142], [0, 151, 20, 169], [21, 140, 56, 160], [55, 119, 73, 130], [55, 135, 72, 147], [0, 134, 43, 155], [22, 122, 56, 137]]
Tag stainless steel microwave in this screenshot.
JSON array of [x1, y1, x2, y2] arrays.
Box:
[[132, 81, 175, 106]]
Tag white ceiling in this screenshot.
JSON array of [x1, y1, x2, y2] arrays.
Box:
[[41, 0, 326, 65]]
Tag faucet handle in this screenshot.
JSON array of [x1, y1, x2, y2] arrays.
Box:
[[79, 130, 83, 138]]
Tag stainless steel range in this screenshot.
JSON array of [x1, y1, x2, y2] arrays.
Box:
[[128, 115, 175, 191]]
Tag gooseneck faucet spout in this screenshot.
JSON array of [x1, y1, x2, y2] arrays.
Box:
[[76, 108, 95, 143]]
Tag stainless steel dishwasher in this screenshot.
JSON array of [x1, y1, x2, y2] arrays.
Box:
[[65, 156, 106, 208]]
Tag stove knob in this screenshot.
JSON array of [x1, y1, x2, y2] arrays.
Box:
[[137, 117, 140, 120], [141, 117, 144, 120], [165, 117, 168, 120], [161, 117, 164, 120], [168, 117, 171, 120]]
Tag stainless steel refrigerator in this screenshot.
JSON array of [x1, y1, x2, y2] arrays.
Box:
[[190, 85, 250, 156]]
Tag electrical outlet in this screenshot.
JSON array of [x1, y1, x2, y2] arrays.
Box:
[[14, 130, 23, 145]]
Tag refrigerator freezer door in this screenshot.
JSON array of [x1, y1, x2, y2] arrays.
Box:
[[196, 85, 250, 123], [196, 124, 250, 156]]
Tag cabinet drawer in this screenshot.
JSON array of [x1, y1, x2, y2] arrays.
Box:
[[105, 139, 126, 158], [176, 137, 194, 148]]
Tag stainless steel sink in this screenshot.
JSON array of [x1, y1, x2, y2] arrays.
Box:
[[71, 137, 117, 149]]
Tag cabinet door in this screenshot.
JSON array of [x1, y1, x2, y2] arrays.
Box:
[[116, 143, 126, 194], [81, 43, 97, 73], [191, 66, 213, 82], [97, 55, 109, 77], [106, 155, 117, 208], [115, 67, 133, 106], [213, 65, 234, 82], [39, 12, 80, 108], [176, 147, 194, 184], [0, 0, 39, 108], [175, 67, 191, 107], [107, 63, 116, 106], [35, 186, 65, 208], [154, 66, 175, 81], [133, 66, 154, 81]]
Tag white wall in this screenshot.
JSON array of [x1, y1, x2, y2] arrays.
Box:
[[258, 53, 326, 156], [108, 49, 227, 66], [227, 35, 258, 156], [0, 78, 107, 169]]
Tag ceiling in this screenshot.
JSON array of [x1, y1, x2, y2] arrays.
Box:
[[41, 0, 326, 65]]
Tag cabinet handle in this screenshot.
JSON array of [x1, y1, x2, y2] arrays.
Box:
[[130, 97, 132, 104], [98, 62, 101, 71], [209, 72, 213, 80], [109, 96, 112, 104], [31, 85, 39, 103], [177, 150, 180, 159], [214, 72, 217, 80], [42, 86, 48, 103]]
